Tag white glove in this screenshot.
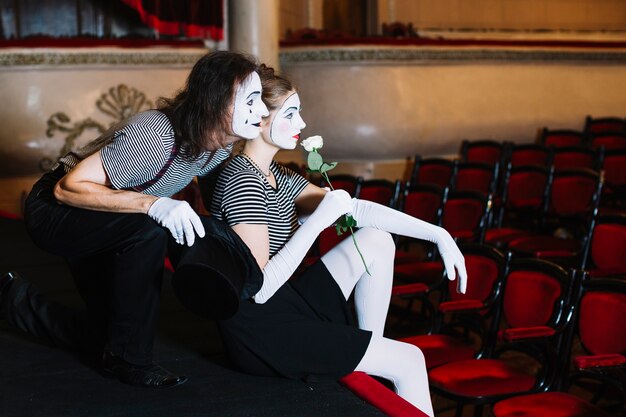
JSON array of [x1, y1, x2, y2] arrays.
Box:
[[351, 198, 467, 294], [254, 189, 353, 303], [147, 197, 205, 246], [298, 186, 331, 225]]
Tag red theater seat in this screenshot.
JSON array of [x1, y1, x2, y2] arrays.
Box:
[[491, 278, 626, 417], [492, 391, 612, 417], [339, 371, 430, 417], [398, 244, 508, 369], [409, 156, 455, 189], [428, 260, 580, 417]]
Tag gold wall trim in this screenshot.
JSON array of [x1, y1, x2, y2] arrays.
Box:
[[5, 47, 624, 67], [0, 50, 208, 67], [280, 47, 626, 64]]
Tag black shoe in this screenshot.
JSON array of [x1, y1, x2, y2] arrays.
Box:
[[102, 350, 188, 388], [0, 272, 19, 319]]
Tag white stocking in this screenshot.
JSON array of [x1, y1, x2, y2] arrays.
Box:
[[321, 228, 394, 338], [355, 336, 434, 417]]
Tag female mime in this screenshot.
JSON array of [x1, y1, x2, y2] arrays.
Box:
[[209, 65, 467, 417]]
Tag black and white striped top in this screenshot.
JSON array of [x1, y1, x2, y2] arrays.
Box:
[[210, 155, 309, 256], [59, 110, 231, 197]]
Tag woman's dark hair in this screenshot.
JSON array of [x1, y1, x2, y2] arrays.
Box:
[[158, 50, 258, 158], [257, 64, 296, 112]]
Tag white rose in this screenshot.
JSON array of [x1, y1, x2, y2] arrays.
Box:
[[301, 135, 324, 152]]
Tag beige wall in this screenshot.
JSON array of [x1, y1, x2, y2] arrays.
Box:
[[284, 52, 626, 160], [387, 0, 626, 31], [282, 0, 626, 36], [280, 1, 307, 37], [281, 46, 626, 180], [280, 0, 324, 38]]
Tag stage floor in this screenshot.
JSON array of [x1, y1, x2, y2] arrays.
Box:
[[0, 217, 386, 417]]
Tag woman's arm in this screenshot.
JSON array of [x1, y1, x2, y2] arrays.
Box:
[[232, 190, 353, 304], [351, 198, 468, 293], [54, 151, 157, 214], [294, 183, 327, 216], [232, 223, 271, 270]]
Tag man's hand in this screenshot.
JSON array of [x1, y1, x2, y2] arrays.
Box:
[[148, 197, 205, 246]]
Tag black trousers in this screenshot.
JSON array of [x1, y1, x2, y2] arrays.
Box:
[[18, 167, 170, 365]]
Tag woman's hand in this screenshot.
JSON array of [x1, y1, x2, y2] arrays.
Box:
[[308, 189, 353, 230], [349, 198, 468, 294], [430, 227, 467, 293]]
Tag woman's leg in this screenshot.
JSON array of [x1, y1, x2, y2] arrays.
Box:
[[355, 336, 434, 417], [321, 230, 433, 415], [321, 228, 395, 338]]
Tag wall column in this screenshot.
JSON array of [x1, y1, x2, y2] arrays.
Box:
[[307, 0, 324, 29], [228, 0, 280, 70]]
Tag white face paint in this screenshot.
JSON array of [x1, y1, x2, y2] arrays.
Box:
[[231, 72, 269, 140], [268, 92, 306, 150]]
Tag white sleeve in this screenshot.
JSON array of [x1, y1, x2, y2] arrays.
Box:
[[253, 190, 353, 303], [351, 198, 467, 292]]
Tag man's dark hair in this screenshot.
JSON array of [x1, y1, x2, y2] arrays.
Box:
[[158, 51, 258, 158]]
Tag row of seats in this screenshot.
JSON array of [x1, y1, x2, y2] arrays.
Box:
[[457, 139, 624, 204], [319, 161, 619, 269], [539, 114, 626, 149], [313, 119, 624, 261], [391, 245, 625, 417], [309, 119, 625, 415], [390, 119, 624, 415], [581, 115, 626, 135]]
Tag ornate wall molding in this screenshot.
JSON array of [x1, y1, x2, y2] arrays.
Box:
[[41, 84, 154, 170], [280, 47, 626, 64], [0, 49, 207, 68]]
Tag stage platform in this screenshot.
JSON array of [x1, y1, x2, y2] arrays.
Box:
[[0, 216, 386, 417]]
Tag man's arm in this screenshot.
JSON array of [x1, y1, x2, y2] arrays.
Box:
[[54, 150, 205, 246], [54, 150, 158, 214]]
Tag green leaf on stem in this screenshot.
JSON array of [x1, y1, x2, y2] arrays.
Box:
[[303, 145, 371, 276], [344, 215, 357, 228], [320, 161, 337, 174], [336, 214, 356, 236], [307, 152, 323, 172]]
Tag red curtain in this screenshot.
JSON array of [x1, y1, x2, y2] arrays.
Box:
[[121, 0, 223, 40]]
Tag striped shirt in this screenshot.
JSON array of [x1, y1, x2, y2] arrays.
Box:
[[59, 110, 231, 197], [210, 155, 309, 256]]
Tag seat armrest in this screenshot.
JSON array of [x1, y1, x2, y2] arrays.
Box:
[[438, 299, 483, 313], [574, 354, 626, 370], [499, 326, 556, 342]]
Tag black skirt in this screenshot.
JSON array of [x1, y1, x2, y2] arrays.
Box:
[[217, 260, 372, 381]]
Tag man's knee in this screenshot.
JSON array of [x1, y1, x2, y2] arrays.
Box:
[[112, 216, 170, 261], [127, 216, 169, 244]]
